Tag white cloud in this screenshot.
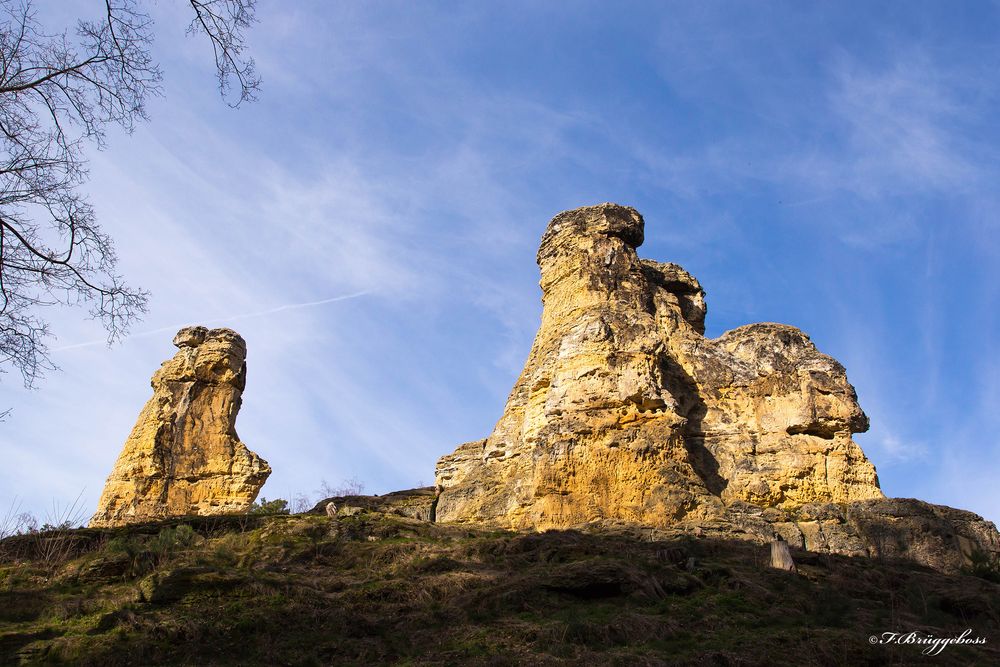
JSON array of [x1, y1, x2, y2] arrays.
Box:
[[877, 432, 929, 464], [827, 55, 977, 194]]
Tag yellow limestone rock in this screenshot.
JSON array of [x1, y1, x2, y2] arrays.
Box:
[[89, 327, 270, 527], [435, 204, 883, 530]]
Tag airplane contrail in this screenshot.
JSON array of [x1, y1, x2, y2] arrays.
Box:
[[52, 290, 371, 352]]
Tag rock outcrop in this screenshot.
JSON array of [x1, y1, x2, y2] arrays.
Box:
[[308, 488, 438, 522], [90, 327, 270, 527], [435, 203, 1000, 572], [713, 497, 1000, 574]]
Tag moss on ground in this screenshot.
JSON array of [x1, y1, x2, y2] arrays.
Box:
[[1, 511, 998, 665]]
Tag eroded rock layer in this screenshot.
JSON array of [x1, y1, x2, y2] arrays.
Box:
[[89, 327, 270, 527], [435, 204, 999, 572]]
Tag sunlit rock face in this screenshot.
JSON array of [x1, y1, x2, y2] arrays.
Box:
[[89, 327, 270, 527], [435, 204, 882, 530], [433, 204, 1000, 573]]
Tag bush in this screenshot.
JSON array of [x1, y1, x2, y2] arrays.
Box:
[[318, 477, 366, 498], [248, 498, 290, 516], [105, 524, 197, 578], [963, 548, 1000, 583]]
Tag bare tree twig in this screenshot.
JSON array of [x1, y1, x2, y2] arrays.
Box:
[[0, 0, 259, 387]]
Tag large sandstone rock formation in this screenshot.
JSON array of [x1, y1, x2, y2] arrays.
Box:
[[90, 327, 270, 527], [435, 204, 999, 572]]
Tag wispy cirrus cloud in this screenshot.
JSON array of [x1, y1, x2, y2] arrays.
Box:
[[52, 292, 371, 353], [876, 432, 929, 464]]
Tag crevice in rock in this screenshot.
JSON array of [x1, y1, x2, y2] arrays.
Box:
[[660, 354, 727, 497], [786, 425, 836, 440]]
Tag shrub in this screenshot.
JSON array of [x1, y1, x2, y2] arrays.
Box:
[[248, 498, 290, 516], [963, 548, 1000, 583], [318, 477, 366, 498], [105, 524, 197, 578]]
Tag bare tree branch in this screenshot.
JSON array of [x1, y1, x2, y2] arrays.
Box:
[[187, 0, 259, 107], [0, 0, 259, 387]]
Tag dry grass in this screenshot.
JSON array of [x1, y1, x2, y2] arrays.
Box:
[[0, 510, 998, 665]]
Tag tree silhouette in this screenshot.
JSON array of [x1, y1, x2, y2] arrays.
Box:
[[0, 0, 259, 386]]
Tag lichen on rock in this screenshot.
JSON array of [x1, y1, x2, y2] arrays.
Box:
[[89, 326, 270, 527]]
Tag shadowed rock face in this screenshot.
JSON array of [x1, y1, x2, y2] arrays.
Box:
[[89, 327, 270, 527], [434, 204, 999, 572]]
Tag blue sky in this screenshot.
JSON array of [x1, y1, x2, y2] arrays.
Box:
[[1, 1, 998, 524]]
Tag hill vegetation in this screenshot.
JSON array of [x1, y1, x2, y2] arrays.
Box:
[[1, 505, 998, 665]]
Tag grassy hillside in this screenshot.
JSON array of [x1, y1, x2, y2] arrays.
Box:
[[1, 508, 998, 665]]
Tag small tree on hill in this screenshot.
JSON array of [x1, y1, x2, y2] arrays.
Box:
[[248, 497, 289, 516]]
